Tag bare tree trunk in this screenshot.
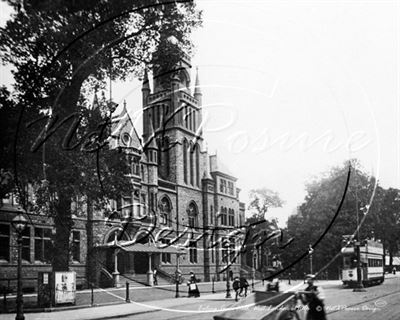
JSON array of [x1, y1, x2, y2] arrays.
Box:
[[50, 74, 86, 272], [53, 192, 73, 271]]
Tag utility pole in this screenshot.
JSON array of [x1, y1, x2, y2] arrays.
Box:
[[308, 245, 314, 274], [353, 168, 366, 292]]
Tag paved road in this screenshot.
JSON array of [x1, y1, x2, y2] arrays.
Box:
[[3, 277, 398, 319], [112, 281, 305, 320], [115, 278, 400, 320], [113, 296, 237, 320], [326, 277, 400, 320]]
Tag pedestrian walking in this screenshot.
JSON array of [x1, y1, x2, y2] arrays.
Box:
[[187, 272, 200, 297], [299, 274, 327, 320], [238, 276, 249, 297], [153, 268, 158, 286], [232, 276, 240, 301]]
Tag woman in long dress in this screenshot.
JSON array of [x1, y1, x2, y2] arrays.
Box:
[[187, 272, 200, 297]]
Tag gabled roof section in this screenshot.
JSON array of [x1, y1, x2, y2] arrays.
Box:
[[109, 102, 142, 154]]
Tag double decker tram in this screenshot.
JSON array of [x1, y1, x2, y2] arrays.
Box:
[[341, 238, 384, 287]]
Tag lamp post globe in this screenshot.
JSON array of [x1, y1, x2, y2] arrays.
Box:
[[12, 208, 28, 233]]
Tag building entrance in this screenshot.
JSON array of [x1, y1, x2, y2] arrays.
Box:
[[134, 252, 149, 274]]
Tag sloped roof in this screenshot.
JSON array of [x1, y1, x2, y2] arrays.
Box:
[[120, 242, 186, 254], [99, 241, 186, 254], [109, 104, 142, 153]]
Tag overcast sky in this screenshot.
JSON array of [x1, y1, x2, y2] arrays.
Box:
[[1, 1, 398, 226]]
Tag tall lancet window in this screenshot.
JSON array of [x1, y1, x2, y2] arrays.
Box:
[[187, 202, 198, 229], [183, 139, 188, 184], [163, 137, 170, 177], [190, 142, 194, 185], [195, 144, 200, 187]]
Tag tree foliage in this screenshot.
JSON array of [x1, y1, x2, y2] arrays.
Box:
[[373, 188, 400, 265], [248, 188, 284, 220], [0, 0, 202, 271], [282, 160, 400, 278], [245, 188, 285, 271]]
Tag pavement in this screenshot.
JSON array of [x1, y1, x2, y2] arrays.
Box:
[[3, 275, 399, 320], [2, 280, 234, 311], [0, 280, 303, 320]]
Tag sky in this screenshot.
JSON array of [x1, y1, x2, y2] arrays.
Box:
[[1, 1, 399, 227]]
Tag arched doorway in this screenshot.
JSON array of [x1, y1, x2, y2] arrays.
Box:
[[105, 228, 131, 274]]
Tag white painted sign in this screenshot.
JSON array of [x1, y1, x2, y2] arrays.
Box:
[[54, 272, 76, 304]]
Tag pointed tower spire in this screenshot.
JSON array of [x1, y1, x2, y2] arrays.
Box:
[[194, 67, 201, 94], [142, 68, 151, 113], [142, 68, 150, 91], [194, 66, 202, 105]]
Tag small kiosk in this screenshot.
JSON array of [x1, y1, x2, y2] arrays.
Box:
[[38, 271, 76, 307]]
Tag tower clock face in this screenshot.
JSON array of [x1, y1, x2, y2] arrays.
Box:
[[121, 132, 131, 146]]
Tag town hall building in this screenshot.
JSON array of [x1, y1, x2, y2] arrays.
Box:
[[0, 54, 246, 290]]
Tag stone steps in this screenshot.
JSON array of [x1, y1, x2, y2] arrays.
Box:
[[119, 273, 171, 287]]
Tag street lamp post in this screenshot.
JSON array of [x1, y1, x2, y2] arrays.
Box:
[[353, 179, 366, 292], [252, 248, 256, 291], [308, 245, 314, 274], [225, 239, 231, 298], [175, 254, 181, 298], [12, 208, 28, 320]]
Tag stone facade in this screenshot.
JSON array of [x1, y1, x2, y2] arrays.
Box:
[[0, 56, 245, 290]]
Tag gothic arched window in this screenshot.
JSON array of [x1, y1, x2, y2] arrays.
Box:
[[183, 139, 188, 183], [163, 137, 170, 177], [187, 202, 198, 229], [189, 142, 194, 185], [195, 144, 200, 187], [159, 196, 172, 226], [184, 106, 188, 128], [158, 137, 169, 179]]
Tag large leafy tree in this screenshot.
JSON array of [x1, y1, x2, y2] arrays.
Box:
[[0, 0, 202, 272], [282, 160, 388, 279], [245, 188, 284, 271], [373, 188, 400, 266]]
